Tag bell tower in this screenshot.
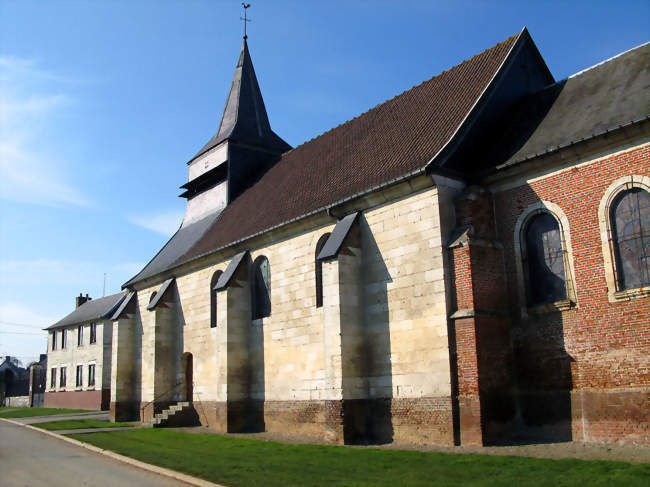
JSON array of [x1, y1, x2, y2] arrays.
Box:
[[179, 37, 291, 225]]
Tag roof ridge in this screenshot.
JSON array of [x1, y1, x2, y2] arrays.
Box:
[[281, 33, 520, 157], [569, 41, 650, 79]]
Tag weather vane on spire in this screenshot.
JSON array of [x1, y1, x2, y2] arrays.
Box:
[[241, 3, 251, 40]]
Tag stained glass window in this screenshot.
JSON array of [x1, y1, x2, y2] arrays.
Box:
[[525, 212, 567, 305], [611, 188, 650, 290], [252, 257, 271, 319]]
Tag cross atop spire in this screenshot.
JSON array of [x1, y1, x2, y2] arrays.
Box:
[[241, 3, 251, 40]]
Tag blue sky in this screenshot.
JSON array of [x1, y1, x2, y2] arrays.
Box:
[[0, 0, 648, 364]]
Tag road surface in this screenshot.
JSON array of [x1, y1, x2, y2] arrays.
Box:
[[0, 420, 190, 487]]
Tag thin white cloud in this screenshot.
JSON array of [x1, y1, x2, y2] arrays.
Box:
[[128, 209, 184, 236], [0, 56, 91, 207]]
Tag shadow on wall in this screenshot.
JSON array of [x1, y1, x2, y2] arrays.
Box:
[[500, 184, 575, 445], [132, 303, 143, 420], [355, 218, 394, 444], [249, 315, 265, 432], [511, 311, 574, 444]]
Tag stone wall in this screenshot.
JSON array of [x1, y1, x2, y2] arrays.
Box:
[[5, 396, 29, 407], [127, 178, 458, 444]]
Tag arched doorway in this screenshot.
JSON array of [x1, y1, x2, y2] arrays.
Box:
[[181, 353, 193, 402]]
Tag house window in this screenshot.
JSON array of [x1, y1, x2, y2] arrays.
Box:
[[77, 325, 83, 346], [52, 331, 57, 351], [88, 364, 95, 387], [610, 188, 650, 290], [524, 212, 567, 305], [210, 270, 223, 328], [61, 329, 67, 349], [252, 256, 271, 319], [50, 368, 56, 389], [90, 323, 97, 344], [76, 365, 83, 387], [315, 233, 331, 308], [59, 367, 66, 388]]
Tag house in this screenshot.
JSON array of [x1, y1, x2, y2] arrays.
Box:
[[0, 356, 30, 407], [110, 28, 649, 445], [45, 292, 126, 410]]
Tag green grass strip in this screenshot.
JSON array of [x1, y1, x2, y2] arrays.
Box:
[[34, 419, 132, 431], [0, 407, 91, 418], [69, 429, 649, 487]]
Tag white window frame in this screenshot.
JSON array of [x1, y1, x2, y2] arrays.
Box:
[[75, 363, 83, 389], [87, 362, 97, 389]]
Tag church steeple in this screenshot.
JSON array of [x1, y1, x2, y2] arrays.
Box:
[[190, 39, 290, 162], [181, 38, 290, 223]]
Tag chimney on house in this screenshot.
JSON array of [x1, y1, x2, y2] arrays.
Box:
[[75, 293, 91, 308]]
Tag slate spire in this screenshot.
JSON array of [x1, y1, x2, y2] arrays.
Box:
[[191, 39, 290, 162]]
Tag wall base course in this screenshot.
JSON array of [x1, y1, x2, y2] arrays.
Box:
[[45, 389, 108, 410]]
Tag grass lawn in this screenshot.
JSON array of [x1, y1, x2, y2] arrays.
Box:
[[0, 407, 92, 418], [70, 429, 649, 487], [34, 419, 132, 431]]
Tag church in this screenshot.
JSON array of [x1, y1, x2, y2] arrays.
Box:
[[108, 28, 649, 446]]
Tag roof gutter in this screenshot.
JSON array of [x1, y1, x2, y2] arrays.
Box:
[[126, 165, 442, 289]]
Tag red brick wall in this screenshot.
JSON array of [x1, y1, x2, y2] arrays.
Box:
[[44, 389, 107, 410], [493, 143, 650, 444]]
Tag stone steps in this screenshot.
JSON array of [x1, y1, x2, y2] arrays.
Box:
[[149, 401, 190, 427]]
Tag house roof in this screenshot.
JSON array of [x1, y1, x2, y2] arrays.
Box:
[[0, 357, 26, 376], [124, 30, 524, 288], [489, 42, 650, 171], [189, 38, 291, 164], [46, 292, 127, 330]]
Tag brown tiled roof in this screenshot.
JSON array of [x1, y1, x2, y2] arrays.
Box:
[[126, 32, 520, 286]]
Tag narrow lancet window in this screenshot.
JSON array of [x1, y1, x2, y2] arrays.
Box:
[[611, 188, 650, 290], [315, 233, 330, 308], [524, 212, 567, 305], [210, 270, 223, 328], [252, 256, 271, 319]]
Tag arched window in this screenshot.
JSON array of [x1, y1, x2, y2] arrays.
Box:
[[252, 256, 271, 319], [514, 201, 576, 312], [598, 175, 650, 301], [523, 212, 567, 306], [210, 270, 223, 328], [610, 188, 650, 290], [315, 233, 331, 308]]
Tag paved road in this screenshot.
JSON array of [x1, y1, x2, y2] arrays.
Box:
[[0, 420, 189, 487]]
